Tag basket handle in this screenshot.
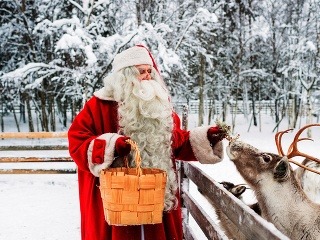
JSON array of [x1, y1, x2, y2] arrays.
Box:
[[124, 139, 142, 176]]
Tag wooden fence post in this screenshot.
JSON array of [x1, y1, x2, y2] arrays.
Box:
[[178, 104, 190, 236]]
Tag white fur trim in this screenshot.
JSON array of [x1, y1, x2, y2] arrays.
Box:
[[112, 46, 153, 72], [189, 126, 224, 164], [93, 88, 114, 101], [87, 133, 122, 177]]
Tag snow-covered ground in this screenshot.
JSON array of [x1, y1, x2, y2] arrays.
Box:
[[0, 174, 80, 240], [1, 114, 320, 239]]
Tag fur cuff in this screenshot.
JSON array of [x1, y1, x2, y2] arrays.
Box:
[[189, 126, 224, 164], [87, 133, 122, 177]]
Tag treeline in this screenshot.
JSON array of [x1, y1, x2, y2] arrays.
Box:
[[0, 0, 319, 132]]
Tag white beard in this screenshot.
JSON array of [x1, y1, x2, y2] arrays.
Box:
[[131, 80, 172, 119], [105, 71, 178, 211]]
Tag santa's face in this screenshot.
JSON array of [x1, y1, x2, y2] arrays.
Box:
[[135, 64, 152, 81]]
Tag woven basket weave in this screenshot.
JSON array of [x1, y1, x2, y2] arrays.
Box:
[[99, 139, 167, 226]]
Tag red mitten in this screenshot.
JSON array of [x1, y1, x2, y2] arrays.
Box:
[[115, 136, 131, 157], [207, 126, 227, 146]]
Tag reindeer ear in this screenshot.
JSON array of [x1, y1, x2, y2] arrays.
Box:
[[273, 158, 289, 181], [231, 185, 247, 198]]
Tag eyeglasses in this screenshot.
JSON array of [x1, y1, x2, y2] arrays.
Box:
[[137, 68, 152, 75]]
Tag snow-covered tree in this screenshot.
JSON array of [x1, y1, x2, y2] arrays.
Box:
[[1, 0, 320, 132]]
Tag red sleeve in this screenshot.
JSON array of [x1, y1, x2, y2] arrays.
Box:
[[68, 97, 118, 172], [171, 112, 197, 161], [68, 99, 98, 172]]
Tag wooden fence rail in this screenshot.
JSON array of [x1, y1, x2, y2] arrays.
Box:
[[0, 131, 68, 139], [0, 132, 74, 174], [181, 162, 289, 240]]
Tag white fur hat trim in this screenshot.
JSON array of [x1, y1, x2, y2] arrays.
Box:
[[112, 46, 153, 72]]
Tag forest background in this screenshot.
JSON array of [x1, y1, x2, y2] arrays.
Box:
[[1, 0, 320, 134]]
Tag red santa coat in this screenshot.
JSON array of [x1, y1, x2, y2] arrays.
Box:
[[68, 95, 223, 240]]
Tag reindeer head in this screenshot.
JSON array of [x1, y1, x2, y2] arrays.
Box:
[[226, 141, 291, 188]]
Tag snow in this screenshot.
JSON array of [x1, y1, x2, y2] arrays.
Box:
[[0, 174, 80, 240], [56, 34, 85, 50], [2, 63, 51, 79], [1, 114, 320, 239]]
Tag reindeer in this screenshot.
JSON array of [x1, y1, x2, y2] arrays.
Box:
[[225, 124, 320, 240]]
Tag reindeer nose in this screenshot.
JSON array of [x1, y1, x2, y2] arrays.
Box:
[[228, 141, 243, 152]]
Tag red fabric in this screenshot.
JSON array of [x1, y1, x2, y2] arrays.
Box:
[[92, 139, 106, 164], [207, 126, 226, 145], [68, 96, 197, 240], [115, 136, 131, 157]]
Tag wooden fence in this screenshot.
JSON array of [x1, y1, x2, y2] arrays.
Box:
[[180, 162, 289, 239], [0, 131, 289, 239], [174, 100, 275, 115], [0, 132, 75, 174]]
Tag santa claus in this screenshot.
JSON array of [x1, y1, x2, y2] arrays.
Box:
[[68, 45, 226, 240]]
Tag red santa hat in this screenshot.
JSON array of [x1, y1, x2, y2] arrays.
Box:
[[112, 45, 159, 73]]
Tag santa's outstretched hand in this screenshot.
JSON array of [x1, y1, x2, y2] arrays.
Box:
[[207, 122, 231, 147]]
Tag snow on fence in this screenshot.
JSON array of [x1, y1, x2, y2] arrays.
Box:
[[0, 132, 289, 239], [0, 132, 75, 174]]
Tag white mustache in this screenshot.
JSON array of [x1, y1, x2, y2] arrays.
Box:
[[132, 80, 168, 101]]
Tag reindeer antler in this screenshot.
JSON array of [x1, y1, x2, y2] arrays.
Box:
[[275, 123, 320, 175], [275, 128, 293, 156]]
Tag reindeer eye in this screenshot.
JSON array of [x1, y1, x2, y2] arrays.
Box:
[[261, 154, 272, 163]]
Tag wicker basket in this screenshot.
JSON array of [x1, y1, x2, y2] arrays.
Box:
[[99, 139, 167, 226]]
